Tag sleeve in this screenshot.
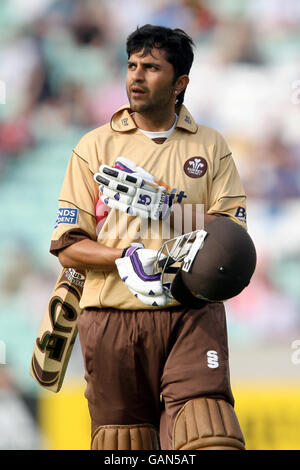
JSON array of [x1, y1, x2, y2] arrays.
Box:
[[49, 148, 99, 256], [207, 133, 247, 229]]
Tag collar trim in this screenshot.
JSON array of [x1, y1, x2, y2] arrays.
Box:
[[110, 104, 198, 134]]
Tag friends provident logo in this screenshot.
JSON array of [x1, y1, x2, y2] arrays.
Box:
[[54, 208, 79, 228]]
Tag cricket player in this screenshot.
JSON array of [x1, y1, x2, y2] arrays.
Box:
[[50, 25, 247, 450]]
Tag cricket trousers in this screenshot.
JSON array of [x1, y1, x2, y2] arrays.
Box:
[[77, 302, 234, 449]]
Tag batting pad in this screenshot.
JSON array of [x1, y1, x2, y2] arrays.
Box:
[[173, 398, 245, 450], [91, 424, 160, 450]]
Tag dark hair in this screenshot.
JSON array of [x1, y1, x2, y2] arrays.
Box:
[[126, 24, 194, 106]]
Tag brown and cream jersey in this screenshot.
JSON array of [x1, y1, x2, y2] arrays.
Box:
[[50, 104, 247, 310]]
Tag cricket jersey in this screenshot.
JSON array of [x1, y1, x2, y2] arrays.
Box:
[[50, 104, 247, 310]]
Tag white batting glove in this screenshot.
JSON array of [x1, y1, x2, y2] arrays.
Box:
[[94, 157, 172, 220], [95, 157, 140, 232], [115, 244, 173, 307], [114, 157, 156, 182]]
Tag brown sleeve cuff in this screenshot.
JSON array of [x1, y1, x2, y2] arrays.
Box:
[[50, 229, 93, 257]]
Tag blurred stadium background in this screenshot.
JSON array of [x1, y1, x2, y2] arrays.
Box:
[[0, 0, 300, 450]]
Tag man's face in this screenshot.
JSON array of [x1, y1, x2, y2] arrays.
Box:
[[126, 47, 176, 114]]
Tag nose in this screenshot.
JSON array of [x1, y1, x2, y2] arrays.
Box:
[[131, 64, 145, 82]]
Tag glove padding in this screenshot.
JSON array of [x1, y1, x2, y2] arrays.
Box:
[[115, 244, 173, 306], [94, 157, 172, 220]]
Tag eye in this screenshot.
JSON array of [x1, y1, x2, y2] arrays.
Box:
[[147, 64, 158, 70]]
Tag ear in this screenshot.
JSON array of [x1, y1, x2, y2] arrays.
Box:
[[174, 74, 190, 96]]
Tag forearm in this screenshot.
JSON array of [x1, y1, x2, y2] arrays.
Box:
[[58, 238, 123, 271], [57, 206, 218, 270]]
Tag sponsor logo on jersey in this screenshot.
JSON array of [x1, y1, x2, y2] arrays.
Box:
[[54, 208, 78, 228], [233, 204, 247, 223], [207, 350, 219, 369], [184, 156, 207, 178]]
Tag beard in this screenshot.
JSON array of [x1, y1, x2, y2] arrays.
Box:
[[126, 86, 174, 115]]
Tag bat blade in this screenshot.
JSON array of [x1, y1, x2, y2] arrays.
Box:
[[30, 267, 85, 393]]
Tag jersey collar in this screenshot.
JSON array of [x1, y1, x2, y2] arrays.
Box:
[[110, 104, 198, 134]]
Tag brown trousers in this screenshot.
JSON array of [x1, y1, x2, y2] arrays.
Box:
[[77, 302, 234, 450]]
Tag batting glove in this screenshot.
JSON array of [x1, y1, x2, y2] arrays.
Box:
[[114, 156, 156, 182], [115, 243, 173, 307], [95, 157, 151, 233], [94, 157, 172, 220]]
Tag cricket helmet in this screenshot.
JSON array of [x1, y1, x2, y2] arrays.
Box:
[[158, 217, 257, 309]]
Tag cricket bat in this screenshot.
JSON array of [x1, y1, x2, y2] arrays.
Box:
[[30, 267, 86, 393]]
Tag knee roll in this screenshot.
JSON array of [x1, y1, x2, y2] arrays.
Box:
[[91, 423, 160, 450], [173, 397, 245, 450]]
